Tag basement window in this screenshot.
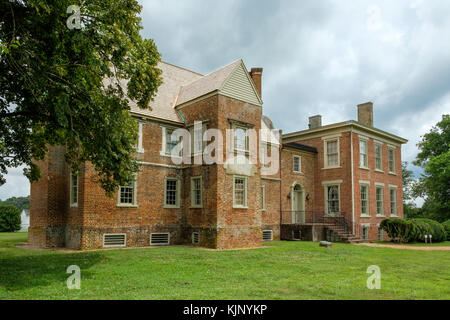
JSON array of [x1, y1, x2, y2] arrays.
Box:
[[150, 233, 170, 246], [192, 232, 200, 245], [103, 234, 126, 248], [262, 230, 273, 241]]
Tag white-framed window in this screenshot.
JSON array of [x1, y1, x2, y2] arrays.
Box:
[[190, 176, 202, 208], [164, 177, 180, 208], [362, 225, 369, 240], [234, 126, 249, 152], [118, 180, 137, 206], [324, 138, 339, 168], [233, 176, 248, 208], [160, 126, 182, 157], [360, 184, 369, 216], [136, 121, 144, 153], [376, 186, 384, 216], [261, 185, 266, 211], [359, 139, 368, 168], [388, 147, 395, 173], [375, 143, 383, 171], [293, 155, 302, 173], [325, 184, 340, 215], [390, 187, 397, 216], [70, 173, 78, 207]]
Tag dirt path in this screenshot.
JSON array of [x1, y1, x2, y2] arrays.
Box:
[[356, 243, 450, 251]]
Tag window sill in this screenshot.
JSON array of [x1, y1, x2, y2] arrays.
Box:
[[391, 214, 399, 218], [70, 204, 78, 208], [359, 167, 370, 171], [388, 172, 397, 176], [375, 169, 384, 173], [322, 166, 342, 170], [376, 215, 385, 218], [136, 149, 144, 154], [293, 171, 303, 174], [360, 215, 371, 218], [163, 205, 180, 209], [233, 206, 248, 209], [160, 151, 182, 159], [117, 204, 138, 208]]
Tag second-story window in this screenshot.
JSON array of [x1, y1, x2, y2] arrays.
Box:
[[375, 143, 382, 170], [234, 126, 248, 152], [293, 155, 301, 173], [360, 140, 368, 168], [388, 147, 395, 173], [326, 140, 339, 167], [166, 128, 179, 154]]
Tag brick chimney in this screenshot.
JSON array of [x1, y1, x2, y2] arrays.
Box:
[[357, 102, 374, 127], [309, 115, 322, 129], [249, 68, 263, 98]]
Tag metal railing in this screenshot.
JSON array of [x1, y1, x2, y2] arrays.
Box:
[[281, 211, 362, 239]]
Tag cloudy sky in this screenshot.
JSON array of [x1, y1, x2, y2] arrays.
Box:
[[1, 0, 449, 203]]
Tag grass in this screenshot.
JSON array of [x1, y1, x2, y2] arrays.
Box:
[[0, 232, 449, 300], [375, 241, 450, 247]]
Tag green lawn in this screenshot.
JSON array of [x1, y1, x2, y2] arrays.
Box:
[[375, 241, 450, 247], [0, 232, 449, 300]]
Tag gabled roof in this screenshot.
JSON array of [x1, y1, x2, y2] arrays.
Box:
[[175, 59, 263, 107], [128, 61, 203, 123]]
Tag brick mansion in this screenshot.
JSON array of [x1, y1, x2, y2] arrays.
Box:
[[29, 59, 407, 250]]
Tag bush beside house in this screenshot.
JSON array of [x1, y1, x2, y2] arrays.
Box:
[[0, 205, 21, 232], [380, 218, 447, 243], [442, 220, 450, 240]]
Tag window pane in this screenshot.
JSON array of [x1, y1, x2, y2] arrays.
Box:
[[120, 182, 134, 204], [234, 178, 245, 206], [327, 141, 338, 166], [375, 145, 382, 170], [192, 178, 201, 206], [294, 157, 300, 172], [327, 186, 339, 214], [361, 186, 367, 214], [166, 180, 177, 205], [235, 128, 247, 151]]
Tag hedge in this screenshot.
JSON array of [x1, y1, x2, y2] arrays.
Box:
[[442, 220, 450, 241], [0, 205, 21, 232], [380, 218, 447, 243]]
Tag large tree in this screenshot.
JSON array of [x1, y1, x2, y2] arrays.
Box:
[[413, 115, 450, 222], [0, 0, 162, 194]]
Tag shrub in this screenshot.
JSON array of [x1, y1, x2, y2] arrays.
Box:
[[409, 218, 447, 243], [380, 218, 447, 243], [440, 220, 450, 241], [0, 205, 21, 232]]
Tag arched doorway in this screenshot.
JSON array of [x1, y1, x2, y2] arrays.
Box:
[[291, 183, 305, 224]]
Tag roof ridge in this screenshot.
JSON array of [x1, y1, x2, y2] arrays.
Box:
[[160, 60, 204, 76]]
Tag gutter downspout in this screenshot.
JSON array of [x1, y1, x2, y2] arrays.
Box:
[[350, 128, 355, 234]]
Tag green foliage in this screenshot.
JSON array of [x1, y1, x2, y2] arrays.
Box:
[[409, 218, 447, 243], [380, 218, 447, 243], [413, 115, 450, 222], [0, 205, 21, 232], [0, 196, 30, 211], [401, 162, 415, 201], [442, 220, 450, 240], [403, 202, 423, 219], [0, 0, 162, 194]]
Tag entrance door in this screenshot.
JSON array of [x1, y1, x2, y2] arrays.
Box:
[[292, 184, 305, 224]]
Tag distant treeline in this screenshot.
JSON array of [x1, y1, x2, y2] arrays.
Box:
[[0, 196, 30, 211]]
